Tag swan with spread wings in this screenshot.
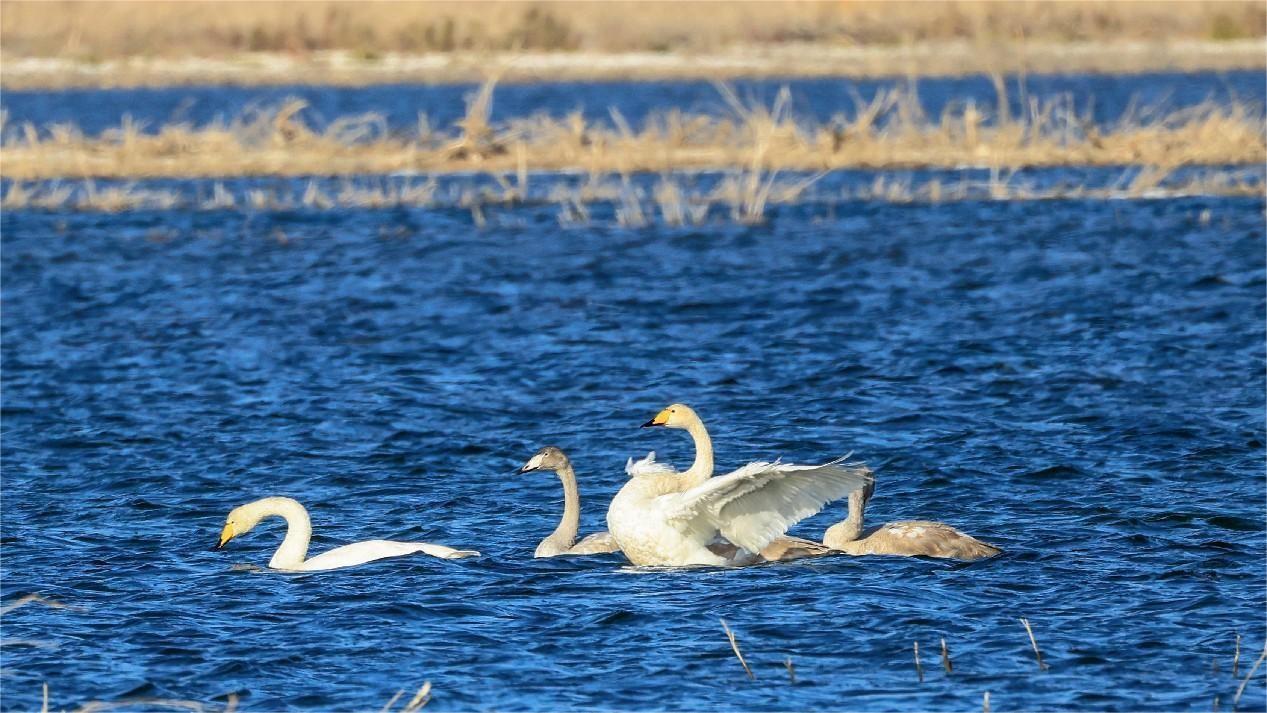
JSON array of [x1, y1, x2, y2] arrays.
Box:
[[605, 404, 869, 567]]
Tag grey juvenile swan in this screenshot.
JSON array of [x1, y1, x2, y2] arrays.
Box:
[[520, 446, 620, 557]]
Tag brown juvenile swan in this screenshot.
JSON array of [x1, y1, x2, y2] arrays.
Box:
[[520, 446, 620, 557], [823, 479, 1001, 560]]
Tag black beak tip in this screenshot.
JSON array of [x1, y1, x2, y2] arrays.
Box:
[[212, 542, 224, 551], [641, 419, 658, 428]]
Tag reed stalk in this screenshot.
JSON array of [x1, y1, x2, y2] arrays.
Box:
[[3, 83, 1260, 181], [1020, 618, 1049, 671], [720, 618, 755, 681]]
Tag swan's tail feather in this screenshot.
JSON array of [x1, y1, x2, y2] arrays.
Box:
[[413, 543, 481, 559]]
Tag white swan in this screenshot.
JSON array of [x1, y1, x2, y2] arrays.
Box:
[[520, 446, 620, 557], [823, 479, 1001, 560], [215, 496, 479, 571], [623, 450, 836, 563], [605, 404, 871, 567]]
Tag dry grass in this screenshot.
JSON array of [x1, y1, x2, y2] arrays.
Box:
[[719, 619, 755, 681], [3, 167, 1259, 220], [2, 42, 1262, 90], [6, 1, 1261, 58], [2, 81, 1261, 182], [380, 681, 431, 713], [1234, 643, 1267, 710], [1, 2, 1263, 87], [0, 593, 74, 615], [1020, 617, 1049, 671]]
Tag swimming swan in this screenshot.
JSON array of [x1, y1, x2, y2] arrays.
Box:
[[623, 450, 837, 562], [215, 496, 480, 571], [605, 404, 871, 567], [823, 479, 1001, 560], [520, 446, 620, 557]]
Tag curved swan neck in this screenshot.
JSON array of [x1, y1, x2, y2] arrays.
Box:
[[547, 463, 580, 548], [823, 481, 872, 548], [250, 497, 312, 569], [840, 487, 869, 542], [681, 417, 714, 486]]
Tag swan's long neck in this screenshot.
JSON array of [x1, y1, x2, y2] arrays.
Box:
[[547, 463, 581, 548], [823, 479, 873, 548], [680, 417, 714, 487], [258, 498, 312, 569], [838, 487, 869, 542]]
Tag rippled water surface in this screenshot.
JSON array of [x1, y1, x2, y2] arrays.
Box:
[[3, 192, 1264, 711]]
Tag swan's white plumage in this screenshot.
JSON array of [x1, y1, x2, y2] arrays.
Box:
[[625, 451, 677, 477], [298, 540, 479, 571], [664, 459, 873, 554], [217, 496, 479, 571], [607, 457, 870, 566]]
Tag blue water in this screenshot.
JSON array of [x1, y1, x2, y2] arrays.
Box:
[[2, 189, 1265, 710], [3, 70, 1264, 137]]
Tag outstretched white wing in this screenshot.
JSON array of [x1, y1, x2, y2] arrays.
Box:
[[625, 451, 678, 477], [664, 458, 872, 554]]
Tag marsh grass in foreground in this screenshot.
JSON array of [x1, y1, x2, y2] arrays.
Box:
[[1, 79, 1262, 182]]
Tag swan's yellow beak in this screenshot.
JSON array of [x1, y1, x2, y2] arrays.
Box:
[[642, 408, 671, 428], [216, 522, 236, 550]]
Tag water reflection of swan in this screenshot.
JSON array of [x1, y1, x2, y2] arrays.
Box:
[[215, 497, 479, 571]]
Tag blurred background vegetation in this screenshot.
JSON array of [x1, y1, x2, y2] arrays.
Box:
[[3, 1, 1263, 60]]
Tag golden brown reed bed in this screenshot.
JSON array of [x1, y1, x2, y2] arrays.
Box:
[[2, 79, 1263, 182], [1, 1, 1264, 88], [4, 41, 1264, 90], [6, 1, 1262, 58]]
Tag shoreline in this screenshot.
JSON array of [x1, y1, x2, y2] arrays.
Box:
[[2, 86, 1260, 182], [2, 40, 1264, 90], [3, 167, 1261, 216]]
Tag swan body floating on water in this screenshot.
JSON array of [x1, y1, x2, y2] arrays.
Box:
[[520, 446, 827, 561], [520, 446, 620, 557], [215, 496, 480, 571], [605, 404, 870, 567], [623, 450, 837, 562], [823, 479, 1001, 560]]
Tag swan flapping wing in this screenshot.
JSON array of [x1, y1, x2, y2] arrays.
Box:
[[625, 451, 678, 477], [665, 458, 872, 554]]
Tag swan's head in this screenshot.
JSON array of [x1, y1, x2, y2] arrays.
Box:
[[216, 500, 271, 549], [641, 403, 698, 429], [520, 446, 570, 473]]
